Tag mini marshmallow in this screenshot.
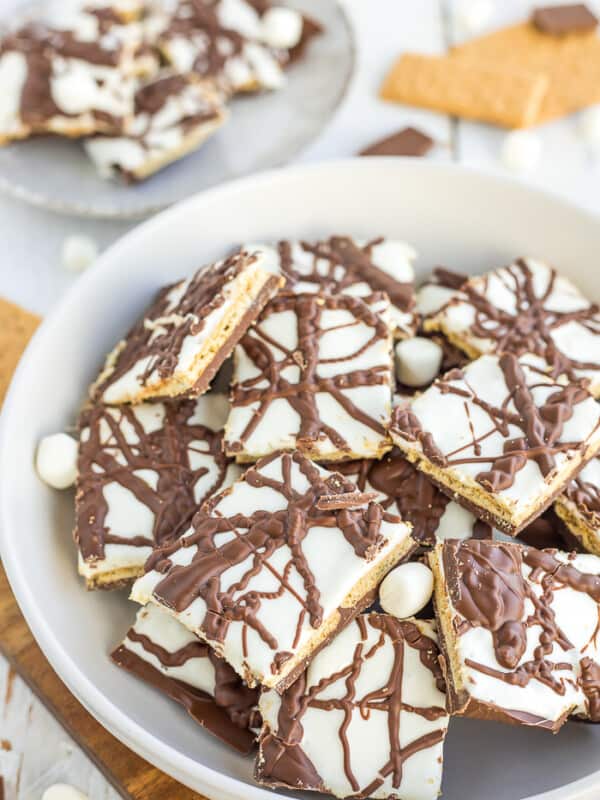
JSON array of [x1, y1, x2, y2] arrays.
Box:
[[36, 433, 78, 489], [260, 7, 303, 49], [379, 561, 434, 619], [61, 234, 99, 273], [501, 130, 542, 174], [454, 0, 493, 36], [580, 106, 600, 149], [395, 336, 443, 388], [42, 784, 88, 800]]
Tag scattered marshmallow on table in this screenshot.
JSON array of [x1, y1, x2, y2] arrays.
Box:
[[395, 336, 443, 387], [61, 234, 99, 273], [36, 433, 78, 489], [501, 130, 542, 174], [260, 7, 303, 49], [454, 0, 493, 36], [42, 785, 88, 800], [379, 561, 434, 619], [580, 106, 600, 149]]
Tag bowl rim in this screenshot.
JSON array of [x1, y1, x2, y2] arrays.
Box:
[[2, 158, 600, 800]]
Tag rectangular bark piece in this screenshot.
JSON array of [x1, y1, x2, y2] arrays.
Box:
[[429, 539, 600, 731], [256, 614, 448, 799], [391, 352, 600, 534], [131, 451, 415, 691]]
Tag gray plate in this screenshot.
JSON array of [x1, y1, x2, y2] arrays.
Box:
[[0, 0, 354, 218]]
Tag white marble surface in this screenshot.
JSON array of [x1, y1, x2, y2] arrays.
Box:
[[1, 1, 599, 798]]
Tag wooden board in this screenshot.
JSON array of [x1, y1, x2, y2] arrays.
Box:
[[0, 564, 204, 800]]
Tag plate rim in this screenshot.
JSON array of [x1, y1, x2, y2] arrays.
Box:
[[0, 0, 356, 221], [3, 158, 600, 800]]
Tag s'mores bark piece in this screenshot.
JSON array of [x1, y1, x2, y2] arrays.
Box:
[[84, 73, 227, 181], [131, 451, 416, 691], [112, 604, 260, 753], [555, 456, 600, 555], [425, 258, 600, 396], [244, 237, 418, 339], [157, 0, 308, 94], [334, 449, 491, 547], [0, 24, 137, 145], [391, 352, 600, 535], [256, 614, 448, 799], [75, 393, 241, 589], [224, 292, 394, 463], [90, 251, 283, 405], [430, 539, 600, 730]]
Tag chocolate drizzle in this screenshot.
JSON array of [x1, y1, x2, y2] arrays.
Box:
[[144, 452, 393, 678], [393, 352, 596, 494], [442, 539, 600, 719], [441, 259, 600, 386], [334, 449, 491, 546], [75, 400, 231, 563], [226, 291, 392, 457], [257, 614, 447, 796]]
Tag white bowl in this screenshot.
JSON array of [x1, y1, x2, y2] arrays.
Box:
[[3, 160, 600, 800]]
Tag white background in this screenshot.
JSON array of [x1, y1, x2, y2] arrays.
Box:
[[1, 0, 599, 797]]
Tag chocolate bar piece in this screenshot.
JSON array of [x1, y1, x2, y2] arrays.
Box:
[[555, 455, 600, 554], [360, 126, 434, 158], [84, 73, 228, 181], [243, 237, 418, 338], [391, 352, 600, 534], [256, 613, 448, 799], [430, 539, 600, 730], [75, 393, 241, 589], [112, 604, 260, 753], [90, 250, 283, 405], [224, 291, 395, 463], [131, 451, 415, 691], [533, 4, 598, 36], [424, 257, 600, 396], [334, 449, 491, 547]]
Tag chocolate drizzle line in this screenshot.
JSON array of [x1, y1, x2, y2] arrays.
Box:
[[226, 291, 392, 456], [278, 236, 415, 318], [394, 352, 595, 493], [334, 449, 491, 546], [92, 252, 262, 402], [145, 452, 391, 678], [443, 539, 600, 720], [112, 627, 260, 753], [257, 614, 446, 795], [75, 400, 231, 563], [444, 259, 600, 385]]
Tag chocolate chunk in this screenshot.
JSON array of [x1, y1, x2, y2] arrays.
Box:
[[532, 4, 598, 35], [360, 126, 434, 157]]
